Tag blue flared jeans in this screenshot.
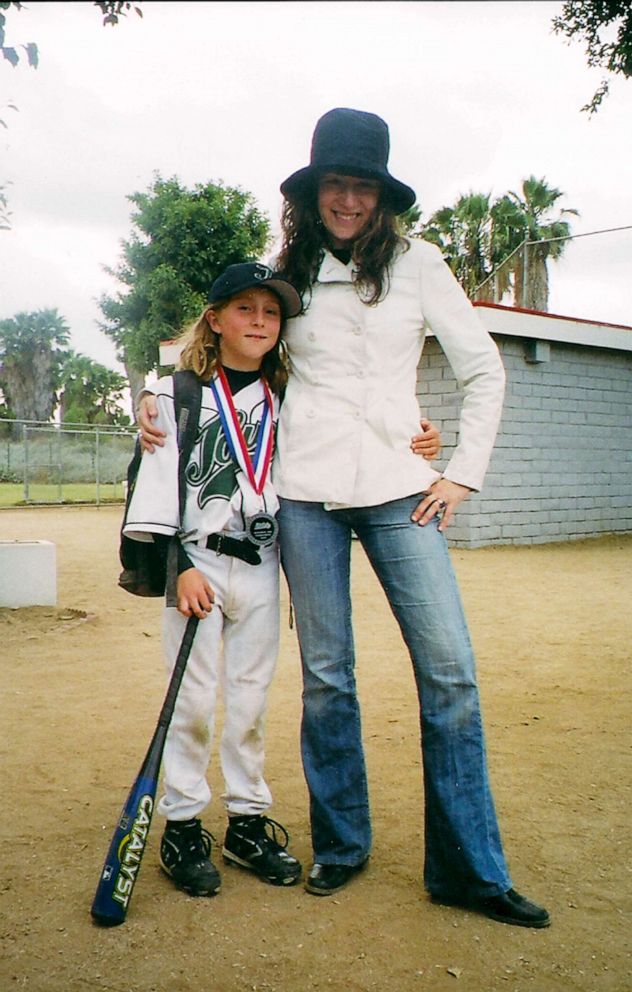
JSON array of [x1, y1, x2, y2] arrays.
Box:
[[278, 494, 512, 899]]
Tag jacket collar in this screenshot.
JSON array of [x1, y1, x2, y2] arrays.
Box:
[[317, 249, 355, 284]]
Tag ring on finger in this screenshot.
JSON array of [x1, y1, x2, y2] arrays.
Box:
[[437, 499, 447, 510]]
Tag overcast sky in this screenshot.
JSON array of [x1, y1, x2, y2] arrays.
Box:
[[1, 0, 630, 375]]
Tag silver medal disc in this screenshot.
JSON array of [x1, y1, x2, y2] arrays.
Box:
[[246, 512, 279, 547]]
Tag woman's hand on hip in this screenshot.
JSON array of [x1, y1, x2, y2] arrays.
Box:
[[137, 394, 165, 453], [411, 479, 472, 532], [177, 568, 215, 619], [410, 418, 441, 460]]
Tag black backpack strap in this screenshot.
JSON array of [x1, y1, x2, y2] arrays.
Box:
[[118, 371, 203, 602], [165, 369, 203, 607], [174, 369, 203, 521]]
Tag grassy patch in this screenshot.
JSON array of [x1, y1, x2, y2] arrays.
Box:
[[0, 482, 126, 507]]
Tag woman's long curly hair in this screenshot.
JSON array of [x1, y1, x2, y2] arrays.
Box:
[[174, 299, 289, 395], [275, 179, 410, 306]]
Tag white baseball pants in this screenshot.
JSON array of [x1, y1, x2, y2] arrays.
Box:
[[157, 540, 280, 821]]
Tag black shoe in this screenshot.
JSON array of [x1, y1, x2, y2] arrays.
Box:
[[432, 887, 550, 928], [160, 818, 221, 897], [305, 860, 367, 896], [222, 814, 302, 886]]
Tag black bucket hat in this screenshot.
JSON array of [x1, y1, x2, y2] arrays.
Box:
[[207, 262, 302, 318], [280, 107, 416, 215]]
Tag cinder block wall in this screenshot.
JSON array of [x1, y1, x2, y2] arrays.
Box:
[[418, 335, 632, 548]]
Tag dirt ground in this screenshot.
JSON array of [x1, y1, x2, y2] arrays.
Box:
[[1, 505, 631, 992]]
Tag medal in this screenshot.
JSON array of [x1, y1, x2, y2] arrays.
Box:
[[211, 370, 277, 546], [246, 512, 279, 547]]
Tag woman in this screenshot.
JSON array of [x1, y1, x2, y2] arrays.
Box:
[[139, 108, 549, 928]]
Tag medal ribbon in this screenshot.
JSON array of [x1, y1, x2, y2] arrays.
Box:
[[210, 368, 274, 496]]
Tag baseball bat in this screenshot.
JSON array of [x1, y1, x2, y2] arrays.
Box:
[[91, 614, 199, 926]]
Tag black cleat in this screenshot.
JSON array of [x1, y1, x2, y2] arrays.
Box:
[[160, 818, 221, 897], [223, 814, 302, 886]]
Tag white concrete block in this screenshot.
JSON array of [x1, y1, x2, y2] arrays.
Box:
[[0, 540, 57, 607]]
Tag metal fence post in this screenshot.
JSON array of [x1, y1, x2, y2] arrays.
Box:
[[23, 425, 29, 502], [57, 424, 63, 502], [95, 428, 101, 506]]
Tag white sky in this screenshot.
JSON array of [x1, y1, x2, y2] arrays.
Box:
[[1, 0, 631, 375]]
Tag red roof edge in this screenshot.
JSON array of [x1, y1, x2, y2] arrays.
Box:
[[472, 300, 632, 332]]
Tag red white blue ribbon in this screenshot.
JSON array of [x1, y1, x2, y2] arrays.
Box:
[[210, 368, 274, 495]]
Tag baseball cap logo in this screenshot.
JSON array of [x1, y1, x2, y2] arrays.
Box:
[[206, 262, 302, 317]]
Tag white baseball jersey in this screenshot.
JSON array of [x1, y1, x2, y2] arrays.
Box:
[[123, 374, 280, 544]]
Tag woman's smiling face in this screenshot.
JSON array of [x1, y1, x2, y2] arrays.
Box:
[[317, 172, 381, 247]]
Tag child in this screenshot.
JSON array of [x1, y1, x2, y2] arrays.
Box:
[[122, 262, 303, 897]]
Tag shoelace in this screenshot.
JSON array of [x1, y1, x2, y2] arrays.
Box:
[[172, 823, 216, 861], [256, 816, 290, 852]]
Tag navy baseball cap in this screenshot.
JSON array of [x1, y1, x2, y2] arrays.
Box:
[[207, 262, 302, 318]]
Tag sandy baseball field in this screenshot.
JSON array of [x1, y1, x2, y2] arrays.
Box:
[[1, 505, 630, 992]]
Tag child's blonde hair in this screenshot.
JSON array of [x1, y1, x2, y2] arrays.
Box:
[[175, 300, 289, 395]]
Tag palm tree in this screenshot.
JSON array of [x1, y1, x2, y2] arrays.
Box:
[[0, 309, 70, 435], [412, 178, 578, 311], [486, 195, 528, 302], [504, 176, 579, 310], [422, 193, 493, 299]]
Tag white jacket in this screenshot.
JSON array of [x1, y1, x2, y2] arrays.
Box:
[[272, 238, 506, 507]]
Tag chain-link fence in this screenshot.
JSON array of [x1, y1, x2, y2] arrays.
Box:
[[0, 420, 137, 507]]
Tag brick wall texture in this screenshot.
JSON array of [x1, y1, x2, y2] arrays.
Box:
[[417, 335, 632, 548]]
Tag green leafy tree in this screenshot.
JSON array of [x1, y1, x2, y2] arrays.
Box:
[[0, 308, 70, 434], [553, 1, 632, 114], [59, 351, 129, 425], [99, 174, 271, 394]]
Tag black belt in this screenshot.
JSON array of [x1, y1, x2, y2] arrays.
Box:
[[206, 533, 261, 565]]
